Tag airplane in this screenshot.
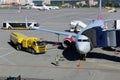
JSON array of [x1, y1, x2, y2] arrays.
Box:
[[42, 3, 60, 10], [45, 6, 59, 10], [26, 2, 49, 10], [34, 0, 120, 60], [26, 1, 59, 10]]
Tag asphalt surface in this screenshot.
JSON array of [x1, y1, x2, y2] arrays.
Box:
[[0, 8, 120, 80]]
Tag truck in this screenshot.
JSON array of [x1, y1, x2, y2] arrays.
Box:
[[10, 32, 47, 54], [69, 20, 87, 33]]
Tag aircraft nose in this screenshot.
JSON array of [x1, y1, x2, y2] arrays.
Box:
[[75, 35, 91, 54], [76, 43, 87, 54]]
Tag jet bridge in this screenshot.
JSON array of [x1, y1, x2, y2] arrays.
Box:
[[83, 27, 120, 48]]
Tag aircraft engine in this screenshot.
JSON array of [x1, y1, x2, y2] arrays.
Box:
[[62, 37, 73, 48]]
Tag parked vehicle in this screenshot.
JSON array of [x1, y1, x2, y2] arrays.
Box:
[[10, 32, 47, 54]]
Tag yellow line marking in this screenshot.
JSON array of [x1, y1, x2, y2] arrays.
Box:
[[77, 61, 86, 70]]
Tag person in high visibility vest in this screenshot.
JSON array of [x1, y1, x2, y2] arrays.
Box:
[[55, 55, 60, 66]]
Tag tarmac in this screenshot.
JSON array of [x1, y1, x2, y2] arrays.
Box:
[[0, 8, 119, 80]]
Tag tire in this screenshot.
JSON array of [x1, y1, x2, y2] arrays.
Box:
[[31, 48, 35, 54], [28, 48, 35, 54], [10, 40, 13, 45], [16, 44, 22, 51], [81, 54, 86, 61], [8, 26, 11, 29]]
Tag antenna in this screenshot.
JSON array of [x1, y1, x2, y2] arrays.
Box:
[[97, 0, 102, 20]]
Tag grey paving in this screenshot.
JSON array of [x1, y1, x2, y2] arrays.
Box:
[[0, 8, 119, 80]]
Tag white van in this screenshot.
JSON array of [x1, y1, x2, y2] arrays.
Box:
[[69, 20, 87, 32]]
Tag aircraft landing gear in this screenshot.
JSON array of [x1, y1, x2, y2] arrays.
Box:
[[81, 54, 86, 61]]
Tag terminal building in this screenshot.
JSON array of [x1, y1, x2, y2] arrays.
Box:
[[0, 0, 50, 5], [0, 0, 33, 5], [0, 0, 97, 6]]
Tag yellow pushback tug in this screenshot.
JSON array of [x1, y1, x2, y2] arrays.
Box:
[[10, 32, 47, 54]]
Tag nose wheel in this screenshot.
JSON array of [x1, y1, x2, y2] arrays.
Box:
[[81, 54, 86, 61]]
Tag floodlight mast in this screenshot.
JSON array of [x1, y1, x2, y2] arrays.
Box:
[[62, 0, 64, 5]]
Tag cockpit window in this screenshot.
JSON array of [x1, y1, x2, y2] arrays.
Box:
[[78, 39, 89, 42]]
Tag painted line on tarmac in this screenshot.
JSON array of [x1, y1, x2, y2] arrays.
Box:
[[87, 70, 96, 80], [0, 50, 16, 65], [0, 47, 12, 49], [0, 63, 119, 72], [0, 50, 15, 58], [97, 64, 120, 70], [77, 61, 86, 70], [1, 57, 16, 65]]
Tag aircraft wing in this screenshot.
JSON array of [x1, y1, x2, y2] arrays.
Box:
[[37, 28, 77, 37]]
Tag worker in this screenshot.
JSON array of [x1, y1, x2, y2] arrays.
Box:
[[55, 55, 60, 66]]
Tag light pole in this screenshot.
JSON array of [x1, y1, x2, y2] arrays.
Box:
[[62, 0, 64, 5], [18, 0, 21, 13]]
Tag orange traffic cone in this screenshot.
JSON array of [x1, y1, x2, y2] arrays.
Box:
[[77, 62, 81, 68]]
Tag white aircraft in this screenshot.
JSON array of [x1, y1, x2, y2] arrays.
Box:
[[42, 3, 60, 10], [26, 2, 49, 10], [26, 1, 59, 10], [46, 6, 59, 10], [35, 0, 120, 60]]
